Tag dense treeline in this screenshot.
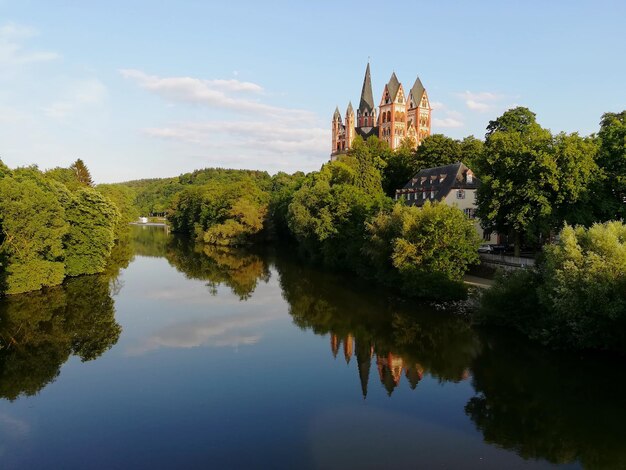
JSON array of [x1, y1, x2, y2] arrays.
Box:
[[473, 109, 626, 352], [0, 160, 124, 295], [116, 168, 272, 216], [116, 108, 626, 306], [479, 222, 626, 352]]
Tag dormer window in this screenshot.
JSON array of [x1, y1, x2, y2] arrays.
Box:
[[466, 172, 474, 184], [420, 177, 427, 185], [439, 174, 446, 183]]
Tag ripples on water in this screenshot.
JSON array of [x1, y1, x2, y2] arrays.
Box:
[[0, 226, 624, 469]]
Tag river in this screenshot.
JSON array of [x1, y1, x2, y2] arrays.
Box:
[[0, 225, 624, 469]]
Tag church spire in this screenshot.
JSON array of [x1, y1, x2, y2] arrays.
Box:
[[359, 62, 375, 113]]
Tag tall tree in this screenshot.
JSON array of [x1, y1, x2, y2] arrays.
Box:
[[413, 134, 462, 169], [63, 188, 119, 276], [595, 111, 626, 220], [477, 107, 599, 255], [476, 108, 555, 256], [459, 136, 484, 173], [70, 159, 94, 187]]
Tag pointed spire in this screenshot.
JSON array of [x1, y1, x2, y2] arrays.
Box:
[[359, 62, 375, 113], [346, 101, 354, 117], [410, 76, 426, 108], [343, 334, 353, 363], [387, 72, 401, 101], [355, 338, 372, 399], [330, 333, 340, 358], [333, 106, 341, 121]]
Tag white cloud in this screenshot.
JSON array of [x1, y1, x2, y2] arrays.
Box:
[[429, 101, 446, 111], [127, 310, 280, 355], [145, 120, 327, 154], [430, 101, 465, 129], [0, 22, 59, 67], [120, 69, 313, 120], [457, 91, 504, 113], [43, 79, 107, 119], [432, 117, 464, 128]]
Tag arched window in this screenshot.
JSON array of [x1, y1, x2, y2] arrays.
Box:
[[387, 111, 391, 122], [382, 112, 387, 123]]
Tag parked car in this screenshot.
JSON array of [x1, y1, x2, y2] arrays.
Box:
[[478, 244, 493, 253], [491, 244, 508, 254]]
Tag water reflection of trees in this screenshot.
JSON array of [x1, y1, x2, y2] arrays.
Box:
[[130, 224, 170, 258], [275, 255, 481, 396], [466, 332, 626, 469], [0, 275, 121, 401], [165, 237, 270, 300]]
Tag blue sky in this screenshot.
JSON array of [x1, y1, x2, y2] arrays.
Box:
[[1, 0, 624, 183]]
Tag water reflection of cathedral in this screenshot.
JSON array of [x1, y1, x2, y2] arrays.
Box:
[[330, 333, 444, 397]]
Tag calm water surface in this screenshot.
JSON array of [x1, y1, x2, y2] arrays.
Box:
[[1, 226, 625, 469]]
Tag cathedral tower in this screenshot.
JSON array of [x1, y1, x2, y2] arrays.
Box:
[[407, 76, 432, 147], [378, 72, 407, 150], [345, 102, 355, 149], [357, 63, 377, 130]]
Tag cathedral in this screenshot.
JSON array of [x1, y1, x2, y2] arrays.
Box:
[[331, 63, 432, 160]]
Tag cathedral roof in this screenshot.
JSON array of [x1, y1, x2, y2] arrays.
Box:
[[359, 63, 375, 113], [409, 76, 426, 108], [333, 106, 342, 121], [387, 72, 401, 101], [355, 127, 379, 139]]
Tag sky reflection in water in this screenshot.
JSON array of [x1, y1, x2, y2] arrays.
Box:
[[0, 226, 624, 469]]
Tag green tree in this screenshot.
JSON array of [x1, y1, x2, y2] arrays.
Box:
[[63, 188, 120, 276], [267, 171, 306, 239], [550, 132, 600, 227], [168, 178, 270, 245], [476, 108, 557, 255], [381, 138, 416, 196], [69, 158, 94, 187], [479, 221, 626, 353], [0, 172, 68, 294], [45, 167, 83, 192], [365, 202, 480, 299], [96, 183, 140, 232], [459, 135, 484, 172], [413, 134, 462, 169], [477, 107, 601, 255], [594, 111, 626, 220], [287, 159, 388, 270]]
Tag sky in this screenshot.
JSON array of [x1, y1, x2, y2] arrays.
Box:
[[1, 0, 624, 183]]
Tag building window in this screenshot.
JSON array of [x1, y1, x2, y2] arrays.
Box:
[[456, 189, 465, 199], [483, 230, 492, 241], [430, 190, 435, 198], [466, 172, 473, 184], [464, 208, 477, 219], [423, 191, 426, 200]]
